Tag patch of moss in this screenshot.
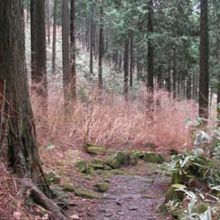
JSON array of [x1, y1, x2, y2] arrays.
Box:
[[90, 159, 105, 170], [143, 152, 164, 164], [61, 183, 76, 192], [95, 182, 109, 193], [75, 188, 101, 199], [85, 144, 107, 155], [106, 151, 132, 169], [75, 160, 93, 174]]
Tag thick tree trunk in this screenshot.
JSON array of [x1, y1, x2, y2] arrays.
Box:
[[98, 0, 104, 90], [31, 0, 47, 98], [199, 0, 209, 119], [62, 0, 71, 113], [70, 0, 77, 102], [147, 0, 154, 91], [52, 0, 58, 74], [89, 4, 94, 75], [0, 0, 50, 196], [46, 0, 51, 44]]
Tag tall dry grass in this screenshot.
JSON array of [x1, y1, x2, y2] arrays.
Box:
[[32, 85, 195, 153]]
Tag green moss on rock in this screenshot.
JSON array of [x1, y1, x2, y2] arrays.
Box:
[[143, 152, 164, 164], [85, 144, 107, 155], [95, 182, 109, 193], [75, 160, 93, 174], [106, 151, 132, 169], [90, 159, 105, 170], [61, 183, 76, 192], [75, 188, 101, 199]]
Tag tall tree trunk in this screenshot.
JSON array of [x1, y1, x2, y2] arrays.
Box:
[[31, 0, 47, 98], [186, 74, 191, 99], [173, 48, 177, 99], [129, 34, 134, 87], [46, 0, 50, 44], [0, 0, 50, 195], [62, 0, 71, 112], [147, 0, 154, 91], [98, 0, 104, 90], [52, 0, 57, 74], [89, 4, 94, 75], [199, 0, 209, 119], [70, 0, 77, 102], [124, 38, 129, 98]]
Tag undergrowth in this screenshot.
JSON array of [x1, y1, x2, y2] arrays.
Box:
[[32, 84, 194, 153]]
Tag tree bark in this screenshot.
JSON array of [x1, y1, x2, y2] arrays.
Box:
[[70, 0, 77, 102], [0, 0, 50, 196], [129, 34, 134, 87], [124, 38, 129, 98], [147, 0, 154, 91], [62, 0, 71, 113], [31, 0, 47, 98], [98, 0, 104, 90], [199, 0, 209, 119], [52, 0, 58, 74], [89, 4, 94, 75], [46, 0, 51, 44]]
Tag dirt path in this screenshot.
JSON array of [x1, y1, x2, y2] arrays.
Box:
[[61, 153, 171, 220], [94, 173, 169, 220]]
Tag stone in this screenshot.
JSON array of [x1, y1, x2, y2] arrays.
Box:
[[106, 151, 131, 169], [61, 183, 76, 192], [75, 188, 101, 199], [95, 182, 109, 193], [129, 206, 138, 211], [90, 159, 105, 170], [75, 160, 88, 173], [85, 143, 107, 155], [143, 152, 164, 164]]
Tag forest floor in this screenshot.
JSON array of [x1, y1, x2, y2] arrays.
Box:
[[42, 148, 171, 220]]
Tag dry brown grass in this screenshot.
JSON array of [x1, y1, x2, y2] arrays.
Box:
[[32, 85, 194, 153], [0, 162, 33, 220]]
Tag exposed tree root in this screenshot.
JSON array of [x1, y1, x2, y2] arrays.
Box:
[[22, 179, 68, 220]]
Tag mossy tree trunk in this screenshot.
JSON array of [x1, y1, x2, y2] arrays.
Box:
[[0, 0, 50, 196]]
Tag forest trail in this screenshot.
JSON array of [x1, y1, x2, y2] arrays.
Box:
[[68, 158, 170, 220], [95, 174, 169, 220]]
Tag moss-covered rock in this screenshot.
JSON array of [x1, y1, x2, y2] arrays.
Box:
[[90, 159, 105, 170], [131, 150, 145, 159], [143, 152, 164, 164], [95, 182, 109, 193], [75, 160, 88, 173], [75, 160, 93, 174], [104, 164, 112, 170], [61, 183, 76, 192], [85, 144, 107, 155], [45, 171, 61, 184], [106, 151, 131, 169], [75, 188, 101, 199]]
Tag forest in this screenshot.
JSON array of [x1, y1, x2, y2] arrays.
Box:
[[0, 0, 220, 219]]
